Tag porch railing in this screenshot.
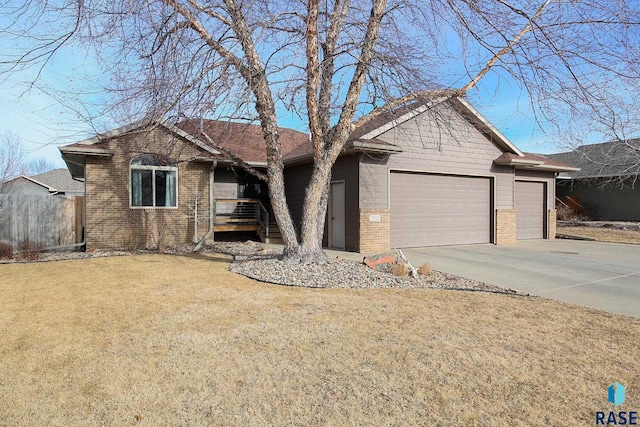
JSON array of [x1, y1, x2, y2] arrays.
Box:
[[213, 198, 269, 237]]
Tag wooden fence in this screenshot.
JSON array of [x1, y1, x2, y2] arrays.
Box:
[[0, 195, 84, 249]]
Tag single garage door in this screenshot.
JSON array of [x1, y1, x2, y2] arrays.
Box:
[[515, 181, 545, 239], [390, 172, 491, 247]]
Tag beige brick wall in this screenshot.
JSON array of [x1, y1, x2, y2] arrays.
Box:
[[495, 209, 517, 245], [359, 208, 390, 255], [85, 128, 213, 250], [548, 209, 557, 239]]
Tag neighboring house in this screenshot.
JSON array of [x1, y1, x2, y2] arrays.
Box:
[[59, 97, 575, 253], [0, 168, 85, 196], [548, 140, 640, 221]]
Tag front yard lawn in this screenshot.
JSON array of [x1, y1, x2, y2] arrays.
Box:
[[1, 253, 639, 425], [557, 225, 640, 245]]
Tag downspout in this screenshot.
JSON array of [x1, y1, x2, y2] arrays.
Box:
[[194, 161, 217, 251]]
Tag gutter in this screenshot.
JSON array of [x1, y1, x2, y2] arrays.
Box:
[[194, 161, 217, 251], [59, 146, 115, 156], [494, 157, 581, 173]]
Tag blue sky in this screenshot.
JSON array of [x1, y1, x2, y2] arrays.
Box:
[[0, 32, 562, 170]]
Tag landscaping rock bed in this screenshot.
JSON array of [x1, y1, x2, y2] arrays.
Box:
[[212, 242, 524, 294]]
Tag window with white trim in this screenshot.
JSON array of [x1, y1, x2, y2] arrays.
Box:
[[130, 154, 178, 208]]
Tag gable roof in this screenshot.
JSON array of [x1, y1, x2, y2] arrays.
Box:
[[60, 120, 221, 157], [350, 97, 524, 156], [547, 139, 640, 179], [30, 169, 84, 193], [1, 169, 83, 194]]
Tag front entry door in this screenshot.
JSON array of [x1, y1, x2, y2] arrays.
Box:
[[329, 181, 345, 249]]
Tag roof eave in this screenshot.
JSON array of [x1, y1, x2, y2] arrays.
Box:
[[351, 140, 403, 154], [494, 157, 581, 172], [1, 175, 55, 191], [493, 158, 541, 167], [284, 141, 402, 166], [532, 165, 581, 172], [59, 146, 114, 157]]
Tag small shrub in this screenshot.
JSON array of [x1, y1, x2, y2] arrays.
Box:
[[392, 262, 409, 277], [17, 240, 46, 261], [418, 263, 432, 276], [556, 204, 577, 221], [0, 242, 13, 259], [121, 232, 143, 252]]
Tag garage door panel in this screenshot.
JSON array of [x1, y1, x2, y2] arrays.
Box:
[[390, 172, 491, 247], [515, 181, 545, 239]]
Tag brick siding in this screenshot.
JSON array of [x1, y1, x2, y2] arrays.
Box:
[[548, 209, 557, 239], [85, 128, 213, 250], [495, 209, 517, 245], [358, 208, 390, 254]]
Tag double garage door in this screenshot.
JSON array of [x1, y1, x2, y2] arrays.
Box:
[[390, 172, 491, 247], [390, 173, 547, 247]]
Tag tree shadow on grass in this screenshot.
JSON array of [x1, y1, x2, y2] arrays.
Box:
[[171, 252, 234, 263]]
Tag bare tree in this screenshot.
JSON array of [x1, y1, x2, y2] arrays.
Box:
[[0, 131, 27, 188], [0, 131, 58, 190], [25, 157, 58, 176], [2, 0, 640, 262]]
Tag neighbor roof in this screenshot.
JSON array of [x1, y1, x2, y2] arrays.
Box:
[[31, 169, 84, 194], [1, 168, 84, 194], [547, 139, 640, 179]]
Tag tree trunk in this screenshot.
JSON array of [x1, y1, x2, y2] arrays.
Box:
[[283, 156, 334, 264], [267, 161, 300, 256]]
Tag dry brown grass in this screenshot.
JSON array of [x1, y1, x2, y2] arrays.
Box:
[[418, 262, 432, 276], [558, 226, 640, 244], [1, 253, 639, 426]]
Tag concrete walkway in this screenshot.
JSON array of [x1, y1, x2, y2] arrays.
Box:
[[324, 240, 640, 318]]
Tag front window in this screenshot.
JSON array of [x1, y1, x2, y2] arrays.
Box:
[[130, 154, 177, 208]]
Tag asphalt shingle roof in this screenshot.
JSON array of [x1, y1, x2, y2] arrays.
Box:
[[31, 169, 84, 193], [547, 139, 640, 179], [176, 120, 309, 164]]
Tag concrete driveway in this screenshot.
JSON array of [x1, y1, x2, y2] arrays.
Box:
[[400, 240, 640, 318]]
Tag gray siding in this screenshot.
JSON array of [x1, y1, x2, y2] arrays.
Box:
[[0, 178, 50, 195], [557, 180, 640, 221], [359, 102, 515, 209], [284, 155, 359, 251], [495, 167, 515, 209]]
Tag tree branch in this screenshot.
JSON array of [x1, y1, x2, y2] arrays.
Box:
[[460, 0, 552, 93]]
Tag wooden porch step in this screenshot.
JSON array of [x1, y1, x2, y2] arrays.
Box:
[[258, 222, 284, 244], [214, 224, 259, 232]]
